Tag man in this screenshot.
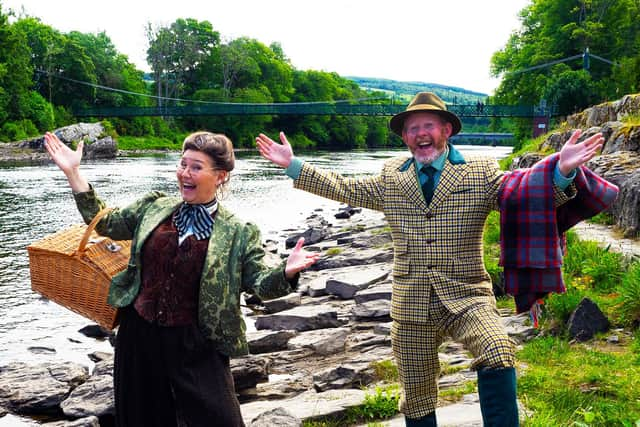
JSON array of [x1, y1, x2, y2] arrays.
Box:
[[255, 92, 608, 427]]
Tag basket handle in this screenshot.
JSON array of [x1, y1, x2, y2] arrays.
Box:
[[76, 208, 114, 255]]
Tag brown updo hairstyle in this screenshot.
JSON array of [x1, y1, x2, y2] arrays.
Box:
[[182, 131, 235, 198]]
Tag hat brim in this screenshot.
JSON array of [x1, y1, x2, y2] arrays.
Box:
[[390, 108, 462, 137]]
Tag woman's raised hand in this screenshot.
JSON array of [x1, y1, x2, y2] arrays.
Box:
[[44, 132, 84, 175], [44, 132, 90, 193], [255, 131, 294, 168], [284, 237, 320, 280]]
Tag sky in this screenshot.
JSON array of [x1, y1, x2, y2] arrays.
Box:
[[3, 0, 531, 95]]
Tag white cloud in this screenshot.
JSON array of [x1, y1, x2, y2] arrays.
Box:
[[3, 0, 529, 94]]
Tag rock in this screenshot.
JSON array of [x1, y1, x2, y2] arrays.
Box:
[[87, 352, 112, 363], [263, 293, 301, 314], [17, 123, 117, 160], [84, 136, 117, 159], [313, 364, 375, 392], [351, 299, 391, 321], [43, 416, 101, 426], [346, 332, 391, 351], [285, 227, 328, 248], [325, 264, 390, 299], [240, 389, 367, 426], [249, 407, 301, 427], [60, 376, 114, 418], [240, 373, 310, 401], [27, 347, 56, 355], [0, 362, 88, 414], [502, 313, 538, 344], [334, 205, 361, 219], [246, 330, 297, 354], [354, 282, 392, 303], [374, 322, 392, 335], [91, 359, 114, 377], [287, 328, 350, 356], [78, 325, 112, 339], [567, 298, 610, 341], [254, 304, 344, 332], [306, 275, 328, 297], [309, 248, 393, 271], [587, 151, 640, 236], [231, 355, 270, 390]]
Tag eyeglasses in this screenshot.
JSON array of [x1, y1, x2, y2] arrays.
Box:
[[405, 123, 440, 136], [176, 160, 218, 176]]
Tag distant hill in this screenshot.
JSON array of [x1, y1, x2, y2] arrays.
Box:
[[346, 76, 487, 104]]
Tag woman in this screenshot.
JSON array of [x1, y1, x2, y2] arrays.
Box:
[[44, 131, 319, 427]]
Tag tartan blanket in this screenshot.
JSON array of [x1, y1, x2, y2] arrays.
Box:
[[498, 153, 619, 313]]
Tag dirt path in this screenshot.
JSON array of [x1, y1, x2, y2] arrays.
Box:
[[572, 222, 640, 259]]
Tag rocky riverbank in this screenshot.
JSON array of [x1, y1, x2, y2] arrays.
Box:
[[0, 205, 540, 427]]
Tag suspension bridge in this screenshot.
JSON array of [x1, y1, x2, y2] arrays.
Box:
[[72, 102, 550, 118]]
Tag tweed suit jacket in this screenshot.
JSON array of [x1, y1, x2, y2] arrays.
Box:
[[73, 188, 293, 356], [294, 145, 571, 324]]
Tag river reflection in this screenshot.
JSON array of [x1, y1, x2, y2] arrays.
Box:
[[0, 146, 511, 368]]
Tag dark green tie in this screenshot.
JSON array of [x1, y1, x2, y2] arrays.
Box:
[[421, 165, 437, 205]]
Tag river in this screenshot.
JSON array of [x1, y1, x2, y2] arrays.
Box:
[[0, 146, 512, 368]]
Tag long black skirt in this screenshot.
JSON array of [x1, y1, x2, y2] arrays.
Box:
[[114, 307, 245, 427]]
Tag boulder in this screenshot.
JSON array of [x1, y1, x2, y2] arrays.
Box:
[[567, 298, 610, 341], [0, 362, 88, 414], [61, 375, 114, 418]]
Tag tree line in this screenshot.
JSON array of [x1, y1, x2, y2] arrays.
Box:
[[0, 7, 399, 149]]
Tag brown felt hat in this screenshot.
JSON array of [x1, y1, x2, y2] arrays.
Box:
[[389, 92, 462, 137]]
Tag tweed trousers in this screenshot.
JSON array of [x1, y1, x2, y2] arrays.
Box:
[[391, 291, 515, 418]]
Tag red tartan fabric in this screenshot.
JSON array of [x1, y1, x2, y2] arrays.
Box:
[[498, 153, 619, 313]]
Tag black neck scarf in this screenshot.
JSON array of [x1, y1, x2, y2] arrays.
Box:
[[173, 199, 218, 242]]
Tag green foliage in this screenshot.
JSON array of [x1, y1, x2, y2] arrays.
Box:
[[544, 286, 587, 325], [53, 105, 75, 127], [618, 261, 640, 327], [491, 0, 640, 117], [589, 212, 616, 226], [348, 385, 400, 422], [0, 120, 36, 141], [562, 232, 624, 292]]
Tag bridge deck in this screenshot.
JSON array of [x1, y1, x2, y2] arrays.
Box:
[[73, 103, 550, 118]]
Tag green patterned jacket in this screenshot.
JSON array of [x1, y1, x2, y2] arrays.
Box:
[[73, 188, 293, 356]]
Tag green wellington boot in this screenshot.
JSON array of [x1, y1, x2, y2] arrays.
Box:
[[477, 367, 519, 427], [405, 411, 437, 427]]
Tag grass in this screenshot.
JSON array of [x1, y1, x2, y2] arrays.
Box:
[[325, 247, 344, 256], [117, 135, 183, 151], [517, 336, 640, 426]]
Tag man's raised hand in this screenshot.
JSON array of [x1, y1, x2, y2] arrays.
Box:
[[256, 131, 294, 168], [558, 129, 604, 176]]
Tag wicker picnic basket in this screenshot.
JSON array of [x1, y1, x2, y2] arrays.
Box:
[[27, 209, 130, 329]]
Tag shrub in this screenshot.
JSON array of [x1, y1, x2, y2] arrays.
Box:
[[562, 232, 623, 292], [349, 385, 400, 421], [545, 287, 586, 325]]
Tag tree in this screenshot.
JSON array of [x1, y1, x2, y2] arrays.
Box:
[[146, 18, 220, 105], [13, 17, 96, 109], [491, 0, 640, 114], [0, 6, 34, 124]]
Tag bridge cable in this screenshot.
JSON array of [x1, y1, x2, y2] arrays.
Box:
[[35, 69, 386, 106]]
